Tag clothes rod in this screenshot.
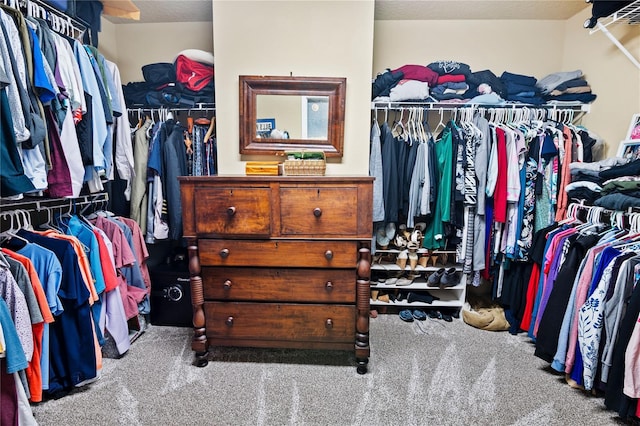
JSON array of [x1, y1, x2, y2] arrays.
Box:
[[3, 0, 88, 40], [371, 101, 591, 113], [128, 103, 215, 112], [0, 192, 108, 212]]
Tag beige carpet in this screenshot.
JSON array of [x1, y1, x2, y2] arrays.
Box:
[[31, 315, 625, 425]]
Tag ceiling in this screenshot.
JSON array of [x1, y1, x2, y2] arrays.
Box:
[[105, 0, 591, 24]]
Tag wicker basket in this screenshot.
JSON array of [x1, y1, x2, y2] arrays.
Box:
[[283, 151, 326, 176]]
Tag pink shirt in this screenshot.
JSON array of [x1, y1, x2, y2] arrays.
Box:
[[624, 315, 640, 398], [565, 244, 606, 373]]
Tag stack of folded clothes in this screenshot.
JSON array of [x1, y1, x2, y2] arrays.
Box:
[[568, 157, 628, 203], [371, 62, 598, 106], [594, 158, 640, 210], [536, 70, 597, 104], [425, 60, 472, 102], [371, 68, 404, 100], [500, 71, 544, 105], [387, 65, 436, 101], [464, 69, 507, 105]]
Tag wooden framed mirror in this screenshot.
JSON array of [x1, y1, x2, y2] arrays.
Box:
[[239, 75, 346, 157]]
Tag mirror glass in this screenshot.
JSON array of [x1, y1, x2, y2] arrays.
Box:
[[240, 75, 345, 157], [256, 95, 329, 140]]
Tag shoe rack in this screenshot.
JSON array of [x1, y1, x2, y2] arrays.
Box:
[[370, 220, 466, 310], [370, 249, 466, 308]]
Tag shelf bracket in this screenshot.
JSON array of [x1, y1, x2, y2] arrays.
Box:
[[593, 21, 640, 70]]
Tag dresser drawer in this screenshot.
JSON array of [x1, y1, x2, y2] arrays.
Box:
[[194, 187, 271, 237], [199, 240, 358, 268], [280, 187, 358, 237], [202, 267, 355, 303], [204, 302, 355, 343]]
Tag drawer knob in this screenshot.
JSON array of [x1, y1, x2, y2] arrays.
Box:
[[325, 318, 333, 329], [225, 316, 234, 326], [220, 248, 230, 258], [325, 281, 333, 291], [324, 250, 333, 260], [226, 206, 236, 216], [313, 207, 322, 217], [223, 279, 232, 290]]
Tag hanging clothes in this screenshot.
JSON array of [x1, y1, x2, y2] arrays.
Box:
[[0, 3, 127, 199]]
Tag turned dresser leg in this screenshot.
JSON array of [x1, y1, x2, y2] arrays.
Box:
[[188, 241, 208, 367], [355, 247, 371, 374]]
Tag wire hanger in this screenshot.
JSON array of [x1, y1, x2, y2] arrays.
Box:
[[0, 211, 30, 246]]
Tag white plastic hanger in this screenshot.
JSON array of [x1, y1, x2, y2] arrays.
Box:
[[0, 211, 29, 245], [433, 108, 446, 134]]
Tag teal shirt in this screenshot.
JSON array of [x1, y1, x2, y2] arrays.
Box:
[[423, 125, 453, 249]]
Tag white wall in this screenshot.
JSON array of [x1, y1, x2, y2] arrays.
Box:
[[563, 8, 640, 156], [99, 18, 118, 63], [109, 21, 214, 84], [101, 2, 640, 167], [373, 17, 640, 157], [213, 0, 375, 175], [373, 20, 568, 78]]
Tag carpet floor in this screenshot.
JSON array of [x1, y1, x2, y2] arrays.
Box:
[[31, 315, 627, 425]]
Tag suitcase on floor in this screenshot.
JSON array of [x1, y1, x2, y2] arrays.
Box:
[[149, 264, 193, 327]]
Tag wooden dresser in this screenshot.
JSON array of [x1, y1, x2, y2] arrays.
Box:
[[178, 176, 373, 373]]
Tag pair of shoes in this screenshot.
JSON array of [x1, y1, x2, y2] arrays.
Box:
[[429, 250, 451, 267], [426, 310, 453, 322], [371, 290, 391, 303], [427, 267, 461, 288], [375, 223, 397, 249], [400, 309, 427, 321], [399, 309, 414, 322]]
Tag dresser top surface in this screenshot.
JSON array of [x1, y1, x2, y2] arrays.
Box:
[[179, 175, 374, 184]]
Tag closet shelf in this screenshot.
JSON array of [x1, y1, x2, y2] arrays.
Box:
[[370, 281, 466, 291], [0, 193, 108, 212], [588, 0, 640, 70], [371, 293, 464, 308], [372, 264, 462, 272], [127, 103, 216, 112], [371, 101, 591, 113], [589, 0, 640, 32]]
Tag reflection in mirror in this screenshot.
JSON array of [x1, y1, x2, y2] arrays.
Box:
[[240, 75, 345, 157], [256, 95, 329, 140]]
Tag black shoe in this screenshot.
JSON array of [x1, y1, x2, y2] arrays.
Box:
[[427, 310, 442, 319], [427, 268, 445, 287], [407, 291, 439, 304], [440, 267, 460, 288]]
